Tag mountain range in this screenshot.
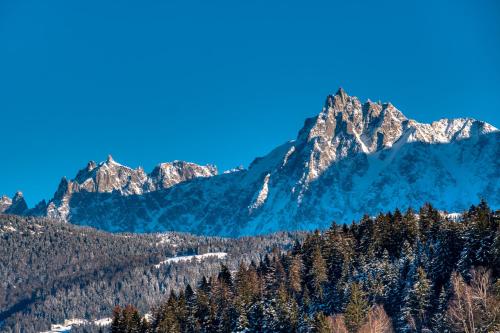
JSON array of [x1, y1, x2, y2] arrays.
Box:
[[2, 88, 499, 236]]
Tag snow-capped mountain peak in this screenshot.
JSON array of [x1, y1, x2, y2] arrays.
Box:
[[8, 89, 500, 236], [295, 89, 498, 182], [41, 156, 218, 220]]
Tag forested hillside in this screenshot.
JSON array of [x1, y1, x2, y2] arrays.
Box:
[[109, 201, 500, 333], [0, 215, 302, 332]]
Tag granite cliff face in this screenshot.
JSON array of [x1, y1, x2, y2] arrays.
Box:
[[4, 89, 499, 236]]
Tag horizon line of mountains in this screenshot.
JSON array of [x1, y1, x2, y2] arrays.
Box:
[[2, 88, 499, 236]]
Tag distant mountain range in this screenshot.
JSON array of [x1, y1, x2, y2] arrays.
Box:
[[2, 88, 499, 236]]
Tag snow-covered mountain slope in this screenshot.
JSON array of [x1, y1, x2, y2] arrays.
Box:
[[43, 156, 217, 220], [6, 89, 499, 236]]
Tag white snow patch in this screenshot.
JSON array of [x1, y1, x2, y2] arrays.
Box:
[[39, 318, 110, 333], [444, 212, 462, 221], [282, 146, 296, 167], [94, 317, 113, 326], [154, 252, 228, 269], [249, 174, 270, 211], [3, 225, 16, 232]]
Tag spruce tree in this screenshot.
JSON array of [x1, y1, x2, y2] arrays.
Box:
[[288, 255, 303, 295], [310, 246, 327, 300], [400, 266, 432, 332], [185, 284, 199, 333], [344, 283, 369, 333], [430, 286, 449, 333]]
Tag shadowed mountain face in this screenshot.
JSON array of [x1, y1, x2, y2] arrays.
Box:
[[5, 89, 499, 236]]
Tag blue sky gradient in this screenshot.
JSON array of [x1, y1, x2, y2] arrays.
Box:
[[1, 0, 499, 205]]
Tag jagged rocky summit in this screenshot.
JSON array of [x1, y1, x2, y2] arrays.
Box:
[[3, 88, 499, 236], [1, 192, 28, 215]]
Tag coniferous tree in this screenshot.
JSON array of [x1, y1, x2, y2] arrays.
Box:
[[156, 293, 181, 333], [430, 286, 449, 333], [184, 284, 199, 333], [310, 245, 328, 300], [196, 277, 212, 332], [344, 283, 369, 333], [288, 255, 303, 295], [400, 266, 432, 332], [418, 203, 440, 244], [111, 305, 123, 333], [403, 208, 419, 248]]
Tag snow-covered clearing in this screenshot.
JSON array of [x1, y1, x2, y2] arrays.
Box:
[[154, 252, 228, 268], [39, 317, 111, 333]]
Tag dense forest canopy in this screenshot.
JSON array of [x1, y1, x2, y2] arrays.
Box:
[[0, 215, 302, 332], [109, 201, 500, 333]]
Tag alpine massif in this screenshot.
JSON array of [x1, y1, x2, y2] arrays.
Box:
[[2, 89, 498, 236]]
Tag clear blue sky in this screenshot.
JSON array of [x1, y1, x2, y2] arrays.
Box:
[[1, 0, 499, 206]]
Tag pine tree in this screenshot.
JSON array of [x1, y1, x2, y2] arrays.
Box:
[[400, 266, 432, 332], [344, 283, 369, 333], [196, 277, 212, 332], [430, 286, 449, 333], [275, 283, 299, 332], [430, 220, 461, 290], [156, 293, 181, 333], [355, 215, 374, 254], [218, 264, 233, 288], [403, 208, 419, 248], [456, 202, 497, 281], [185, 284, 199, 333], [211, 277, 234, 333], [310, 245, 327, 300], [176, 290, 188, 332], [418, 203, 440, 244], [234, 262, 260, 332], [288, 255, 303, 295]]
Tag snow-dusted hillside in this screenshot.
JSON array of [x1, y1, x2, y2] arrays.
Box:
[[4, 89, 499, 236]]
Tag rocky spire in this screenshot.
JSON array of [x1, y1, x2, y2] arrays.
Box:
[[324, 87, 349, 108], [54, 177, 70, 201], [335, 87, 348, 103], [87, 160, 97, 171], [5, 191, 28, 215]]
